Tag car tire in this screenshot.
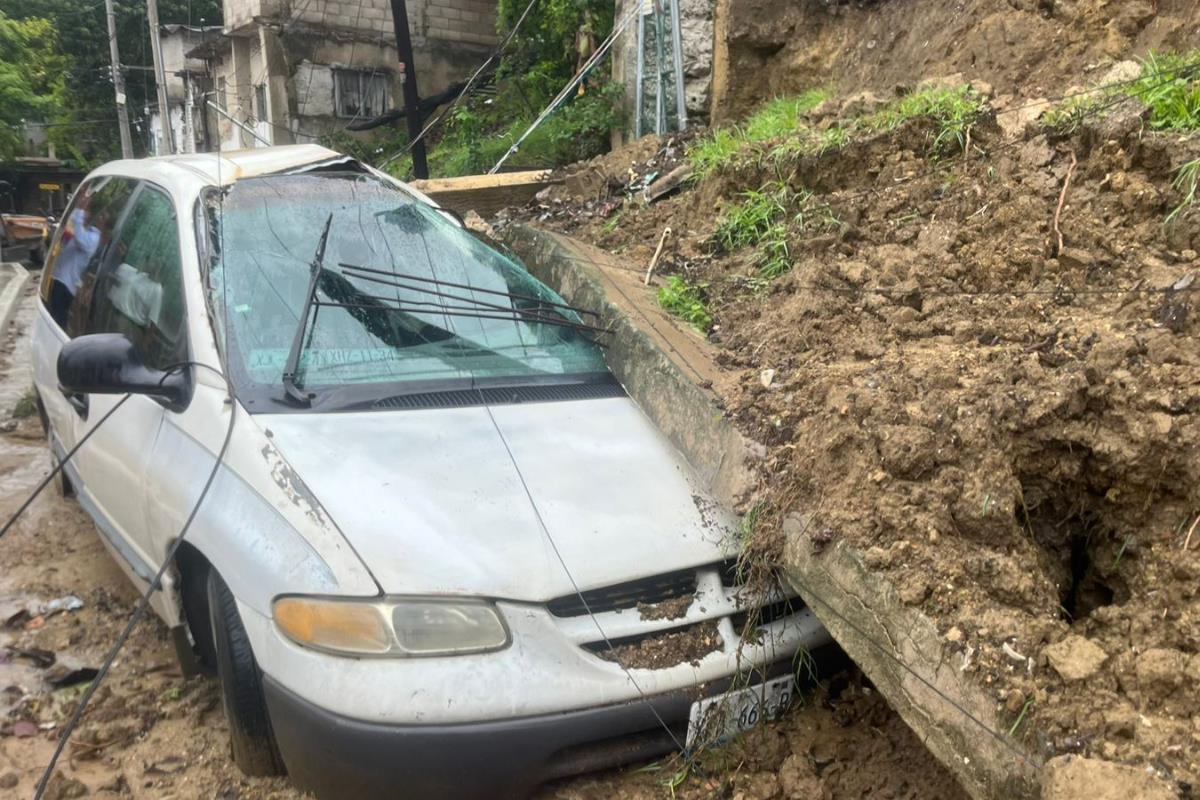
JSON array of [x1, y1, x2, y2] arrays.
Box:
[[207, 569, 286, 777]]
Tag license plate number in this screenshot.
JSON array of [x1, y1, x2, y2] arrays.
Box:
[[685, 675, 795, 749]]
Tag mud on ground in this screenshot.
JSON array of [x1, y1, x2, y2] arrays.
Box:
[[520, 74, 1200, 794]]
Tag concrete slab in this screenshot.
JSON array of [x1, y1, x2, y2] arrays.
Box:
[[503, 223, 755, 509], [0, 263, 30, 346], [411, 171, 558, 218]]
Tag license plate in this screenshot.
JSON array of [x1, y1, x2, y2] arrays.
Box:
[[685, 675, 795, 749]]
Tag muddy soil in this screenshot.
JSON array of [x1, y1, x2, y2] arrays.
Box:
[[0, 292, 964, 797], [519, 69, 1200, 795], [717, 0, 1200, 122]]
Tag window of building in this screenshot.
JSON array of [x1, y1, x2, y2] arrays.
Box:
[[333, 69, 389, 119], [216, 76, 228, 111], [254, 84, 268, 122]]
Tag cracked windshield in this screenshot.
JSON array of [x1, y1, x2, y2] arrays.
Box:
[[205, 172, 606, 398]]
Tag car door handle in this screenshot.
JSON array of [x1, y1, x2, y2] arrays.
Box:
[[62, 390, 88, 419]]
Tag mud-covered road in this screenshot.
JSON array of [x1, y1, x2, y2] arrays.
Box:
[[0, 289, 963, 799]]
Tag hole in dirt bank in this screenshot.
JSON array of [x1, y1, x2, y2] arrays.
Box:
[[1018, 472, 1130, 624]]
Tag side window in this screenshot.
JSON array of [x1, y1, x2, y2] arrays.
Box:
[[40, 176, 136, 335], [87, 187, 188, 370]]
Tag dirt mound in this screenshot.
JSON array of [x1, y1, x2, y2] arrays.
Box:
[[715, 0, 1200, 122], [543, 670, 967, 800], [520, 73, 1200, 794]]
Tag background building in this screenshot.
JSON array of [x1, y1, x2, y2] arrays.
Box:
[[192, 0, 500, 150]]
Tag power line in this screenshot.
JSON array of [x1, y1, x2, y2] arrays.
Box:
[[378, 0, 541, 169]]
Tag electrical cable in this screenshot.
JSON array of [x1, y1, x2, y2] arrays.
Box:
[[473, 385, 694, 760], [0, 394, 133, 542], [32, 361, 236, 799], [377, 0, 542, 169], [488, 0, 644, 174]]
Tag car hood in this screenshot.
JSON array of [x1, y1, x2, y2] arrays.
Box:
[[256, 397, 737, 602]]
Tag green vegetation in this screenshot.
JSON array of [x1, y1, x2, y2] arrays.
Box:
[[657, 275, 713, 334], [688, 89, 829, 179], [743, 90, 829, 142], [714, 182, 839, 280], [688, 128, 744, 180], [381, 0, 622, 178], [862, 84, 986, 156], [10, 387, 37, 420], [1167, 158, 1200, 225], [0, 12, 69, 160], [0, 0, 222, 165], [714, 184, 793, 251], [1128, 51, 1200, 131], [389, 83, 623, 178], [1042, 94, 1105, 134]]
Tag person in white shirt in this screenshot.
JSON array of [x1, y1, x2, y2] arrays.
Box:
[[47, 205, 102, 329]]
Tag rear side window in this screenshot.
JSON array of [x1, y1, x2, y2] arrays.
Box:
[[41, 176, 137, 335], [87, 186, 188, 370]]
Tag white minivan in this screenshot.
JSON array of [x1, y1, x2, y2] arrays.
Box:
[[31, 145, 829, 798]]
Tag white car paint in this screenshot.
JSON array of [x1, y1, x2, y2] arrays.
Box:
[[31, 145, 829, 733]]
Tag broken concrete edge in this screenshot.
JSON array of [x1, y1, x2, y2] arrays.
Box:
[[783, 515, 1041, 800], [503, 224, 1043, 800], [413, 171, 560, 219], [0, 263, 30, 342], [502, 223, 755, 510]]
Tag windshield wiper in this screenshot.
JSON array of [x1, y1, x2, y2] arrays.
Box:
[[281, 213, 334, 406]]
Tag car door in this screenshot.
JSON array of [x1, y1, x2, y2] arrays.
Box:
[[73, 182, 192, 575], [33, 176, 138, 465]]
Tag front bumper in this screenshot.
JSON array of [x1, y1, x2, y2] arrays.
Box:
[[263, 646, 844, 800]]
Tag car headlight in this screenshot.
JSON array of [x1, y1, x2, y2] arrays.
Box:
[[272, 596, 510, 657]]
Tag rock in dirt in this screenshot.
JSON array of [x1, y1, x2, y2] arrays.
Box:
[[1044, 636, 1107, 682], [0, 772, 17, 789], [1041, 755, 1177, 800], [42, 770, 88, 800], [997, 97, 1051, 139], [1135, 648, 1188, 698], [777, 753, 822, 798]]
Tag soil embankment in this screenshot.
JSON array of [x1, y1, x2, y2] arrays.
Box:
[[514, 3, 1200, 795]]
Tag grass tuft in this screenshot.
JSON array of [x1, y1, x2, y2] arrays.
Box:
[[688, 128, 744, 181], [1167, 158, 1200, 225], [865, 85, 986, 156], [743, 90, 830, 143], [1129, 51, 1200, 132], [714, 182, 840, 280], [658, 276, 713, 333], [11, 388, 37, 420]]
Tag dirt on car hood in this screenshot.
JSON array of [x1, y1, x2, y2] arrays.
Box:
[[256, 396, 737, 601]]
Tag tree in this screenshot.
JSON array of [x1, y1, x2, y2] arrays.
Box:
[[0, 0, 221, 164], [0, 12, 69, 160]]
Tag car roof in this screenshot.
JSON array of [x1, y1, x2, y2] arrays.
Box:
[[89, 144, 354, 193]]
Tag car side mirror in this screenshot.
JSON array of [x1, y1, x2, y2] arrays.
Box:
[[57, 333, 191, 411]]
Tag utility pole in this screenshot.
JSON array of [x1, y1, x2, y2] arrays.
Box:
[[104, 0, 134, 158], [147, 0, 175, 155], [387, 0, 428, 178]]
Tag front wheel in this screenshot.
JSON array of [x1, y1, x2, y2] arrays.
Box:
[[207, 569, 285, 777]]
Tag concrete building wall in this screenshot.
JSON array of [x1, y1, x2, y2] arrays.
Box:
[[206, 0, 498, 150]]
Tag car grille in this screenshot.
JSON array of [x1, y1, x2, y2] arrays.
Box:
[[547, 559, 805, 668]]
